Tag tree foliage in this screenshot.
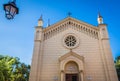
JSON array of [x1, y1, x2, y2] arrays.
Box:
[[115, 56, 120, 81], [0, 55, 30, 81]]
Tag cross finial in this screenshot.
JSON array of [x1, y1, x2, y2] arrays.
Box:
[[68, 12, 72, 17]]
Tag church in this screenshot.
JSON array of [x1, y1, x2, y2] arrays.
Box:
[[29, 13, 118, 81]]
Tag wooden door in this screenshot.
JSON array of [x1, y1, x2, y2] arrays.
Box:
[[66, 74, 78, 81]]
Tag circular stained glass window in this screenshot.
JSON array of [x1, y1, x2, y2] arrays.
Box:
[[65, 35, 77, 47]]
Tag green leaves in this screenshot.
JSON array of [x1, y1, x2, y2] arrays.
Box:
[[0, 55, 30, 81], [115, 56, 120, 81], [0, 71, 5, 81]]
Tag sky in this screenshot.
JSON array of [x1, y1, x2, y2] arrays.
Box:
[[0, 0, 120, 64]]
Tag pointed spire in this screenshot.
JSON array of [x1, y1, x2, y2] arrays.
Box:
[[98, 12, 102, 18], [38, 14, 43, 27], [97, 12, 103, 24], [47, 19, 50, 27], [39, 14, 43, 21]]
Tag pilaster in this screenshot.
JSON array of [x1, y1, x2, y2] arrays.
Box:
[[98, 24, 118, 81], [29, 25, 44, 81]]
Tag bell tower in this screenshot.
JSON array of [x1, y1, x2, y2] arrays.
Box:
[[38, 15, 43, 27], [98, 13, 118, 81], [29, 15, 44, 81]]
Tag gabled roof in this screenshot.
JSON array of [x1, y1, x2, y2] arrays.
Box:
[[43, 16, 99, 40], [43, 17, 98, 32]]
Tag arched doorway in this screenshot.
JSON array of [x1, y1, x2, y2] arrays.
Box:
[[65, 61, 79, 81], [59, 51, 84, 81]]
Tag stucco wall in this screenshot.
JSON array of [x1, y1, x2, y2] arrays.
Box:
[[41, 27, 105, 81]]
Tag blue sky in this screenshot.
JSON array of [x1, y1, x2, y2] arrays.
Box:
[[0, 0, 120, 64]]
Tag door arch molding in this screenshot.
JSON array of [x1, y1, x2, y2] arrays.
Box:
[[59, 51, 84, 81]]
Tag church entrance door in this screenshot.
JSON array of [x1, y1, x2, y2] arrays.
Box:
[[66, 74, 78, 81]]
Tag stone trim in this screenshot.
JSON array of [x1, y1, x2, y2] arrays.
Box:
[[59, 51, 84, 62], [43, 19, 99, 40]]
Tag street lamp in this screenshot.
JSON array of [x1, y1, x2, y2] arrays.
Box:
[[3, 0, 19, 19]]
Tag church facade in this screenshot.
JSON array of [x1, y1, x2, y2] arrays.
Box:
[[29, 14, 118, 81]]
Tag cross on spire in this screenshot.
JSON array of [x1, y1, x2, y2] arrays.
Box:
[[68, 12, 72, 17]]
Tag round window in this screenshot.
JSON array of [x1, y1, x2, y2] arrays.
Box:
[[65, 35, 76, 47], [63, 34, 79, 49]]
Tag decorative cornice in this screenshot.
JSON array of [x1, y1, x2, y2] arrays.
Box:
[[42, 17, 99, 41], [43, 17, 98, 32]]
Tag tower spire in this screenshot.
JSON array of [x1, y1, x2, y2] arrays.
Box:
[[97, 12, 103, 24], [98, 12, 102, 18], [39, 14, 43, 21], [38, 14, 43, 27], [47, 19, 50, 27]]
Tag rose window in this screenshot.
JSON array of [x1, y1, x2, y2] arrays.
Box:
[[65, 35, 77, 47]]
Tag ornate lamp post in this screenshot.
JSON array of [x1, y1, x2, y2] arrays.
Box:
[[3, 0, 19, 19]]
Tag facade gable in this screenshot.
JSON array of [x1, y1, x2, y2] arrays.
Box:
[[29, 16, 118, 81], [43, 17, 99, 41]]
